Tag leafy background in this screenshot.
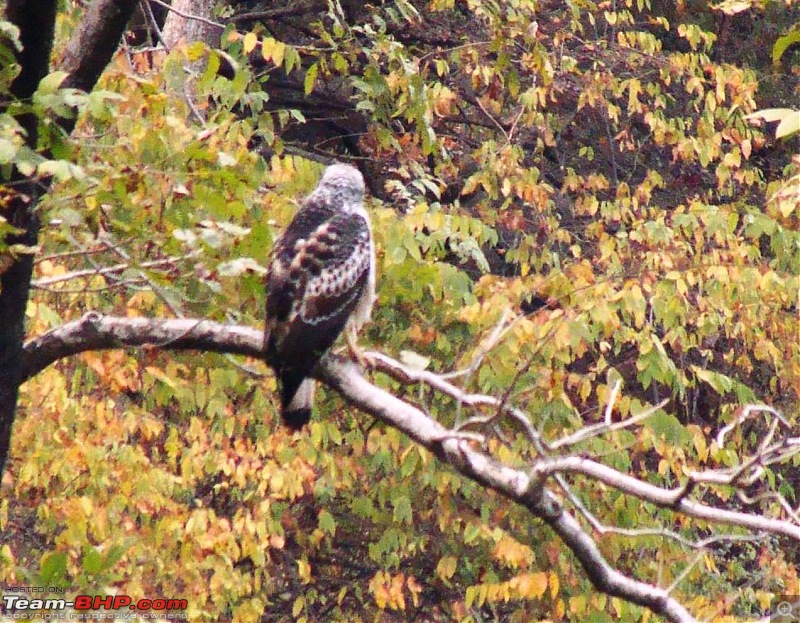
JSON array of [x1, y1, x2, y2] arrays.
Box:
[[1, 0, 800, 620]]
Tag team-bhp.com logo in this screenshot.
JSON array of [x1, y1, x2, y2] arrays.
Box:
[[2, 593, 188, 619]]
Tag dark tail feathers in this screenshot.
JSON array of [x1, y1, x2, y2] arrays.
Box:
[[278, 368, 314, 430]]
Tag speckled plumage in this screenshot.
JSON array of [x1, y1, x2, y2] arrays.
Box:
[[264, 164, 375, 429]]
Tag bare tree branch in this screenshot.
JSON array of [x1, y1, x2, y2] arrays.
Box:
[[18, 313, 800, 621], [18, 311, 751, 623], [231, 3, 320, 24], [20, 313, 259, 381]]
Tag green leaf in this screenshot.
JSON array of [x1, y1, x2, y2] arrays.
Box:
[[82, 546, 104, 574], [391, 494, 413, 525], [351, 496, 375, 519], [103, 539, 134, 570], [36, 70, 68, 95], [38, 551, 67, 585], [37, 159, 84, 181], [0, 137, 17, 163], [692, 366, 734, 394], [773, 30, 800, 67], [646, 411, 690, 446], [463, 522, 481, 544], [304, 63, 319, 95], [318, 509, 336, 535]]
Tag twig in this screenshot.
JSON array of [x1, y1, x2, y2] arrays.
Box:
[[140, 0, 167, 48], [550, 398, 668, 450], [32, 253, 199, 287], [716, 404, 790, 448], [232, 4, 318, 23]]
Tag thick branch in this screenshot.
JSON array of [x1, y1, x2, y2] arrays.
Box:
[[20, 312, 695, 622], [160, 0, 222, 50], [60, 0, 139, 93], [21, 312, 261, 381]]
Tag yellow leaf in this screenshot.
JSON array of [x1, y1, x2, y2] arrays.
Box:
[[232, 598, 264, 623], [297, 558, 312, 583], [272, 41, 286, 67], [693, 430, 708, 462], [262, 37, 286, 66], [436, 556, 457, 581], [723, 150, 740, 168], [243, 32, 258, 54], [549, 571, 560, 598], [407, 576, 423, 607], [570, 594, 587, 615], [370, 571, 390, 609], [261, 37, 275, 62], [515, 572, 548, 598], [390, 573, 406, 610], [741, 138, 752, 159], [779, 198, 797, 218], [493, 534, 534, 569], [292, 596, 304, 617], [79, 496, 93, 516]]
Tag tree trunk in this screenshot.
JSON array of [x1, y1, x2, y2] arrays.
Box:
[[161, 0, 222, 49], [0, 0, 137, 476], [0, 0, 59, 477]]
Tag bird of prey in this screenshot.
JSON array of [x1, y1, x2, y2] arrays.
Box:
[[264, 163, 375, 429]]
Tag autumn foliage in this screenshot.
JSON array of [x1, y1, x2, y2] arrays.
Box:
[[1, 0, 800, 621]]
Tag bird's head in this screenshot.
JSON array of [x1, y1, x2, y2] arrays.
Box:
[[316, 163, 365, 210]]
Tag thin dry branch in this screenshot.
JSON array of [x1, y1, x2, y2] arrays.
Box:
[[528, 455, 800, 541], [31, 253, 199, 288]]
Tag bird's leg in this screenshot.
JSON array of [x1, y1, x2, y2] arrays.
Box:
[[345, 324, 369, 368]]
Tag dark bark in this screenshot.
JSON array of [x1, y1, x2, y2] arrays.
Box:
[[0, 0, 59, 478], [61, 0, 137, 92], [0, 0, 137, 475]]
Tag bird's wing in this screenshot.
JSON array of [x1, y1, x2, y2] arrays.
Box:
[[265, 211, 372, 368], [265, 200, 336, 325]]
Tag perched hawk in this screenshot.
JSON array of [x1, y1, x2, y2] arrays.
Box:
[[264, 164, 375, 429]]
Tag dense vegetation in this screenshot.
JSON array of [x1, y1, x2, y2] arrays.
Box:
[[1, 0, 799, 621]]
